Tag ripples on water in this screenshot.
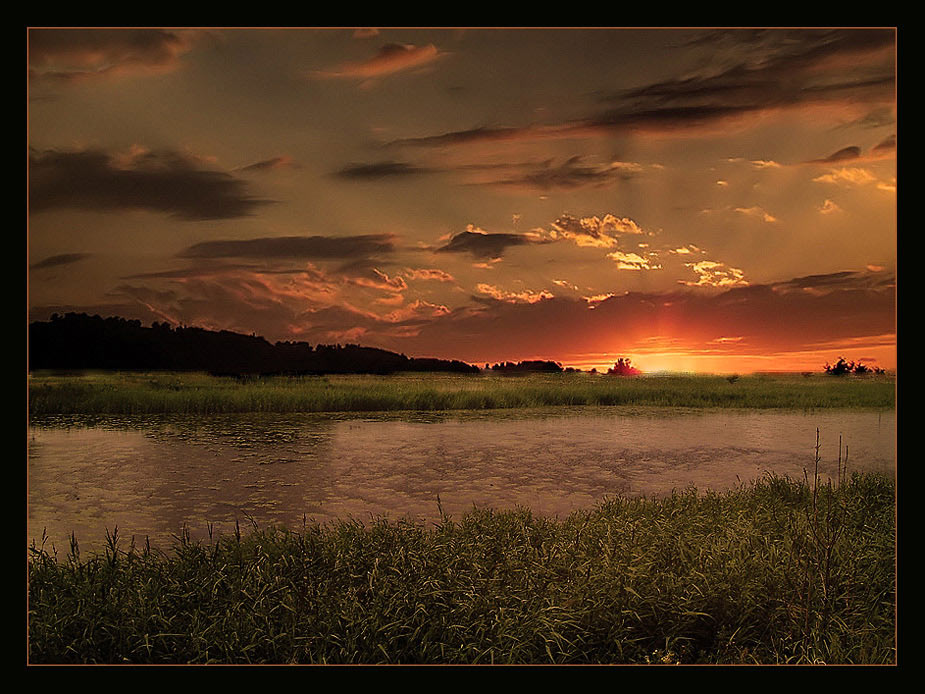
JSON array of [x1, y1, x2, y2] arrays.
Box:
[[28, 408, 895, 553]]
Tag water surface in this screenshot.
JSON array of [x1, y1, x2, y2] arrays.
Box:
[[28, 407, 895, 554]]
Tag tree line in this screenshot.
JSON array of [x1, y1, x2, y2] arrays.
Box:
[[28, 313, 480, 376]]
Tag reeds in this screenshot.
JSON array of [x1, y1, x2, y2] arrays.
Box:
[[28, 471, 895, 664], [28, 371, 897, 415]]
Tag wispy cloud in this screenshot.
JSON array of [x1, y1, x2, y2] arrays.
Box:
[[179, 234, 397, 260], [30, 147, 272, 220], [311, 43, 443, 81], [29, 253, 91, 271], [236, 156, 298, 174], [837, 106, 895, 130], [389, 29, 894, 149], [770, 269, 894, 295], [334, 160, 432, 180], [480, 157, 641, 191], [872, 134, 896, 152]]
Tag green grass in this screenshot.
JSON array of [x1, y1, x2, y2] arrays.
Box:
[[28, 471, 895, 664], [28, 371, 896, 415]]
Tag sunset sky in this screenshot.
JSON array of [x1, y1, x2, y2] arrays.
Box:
[[27, 27, 897, 373]]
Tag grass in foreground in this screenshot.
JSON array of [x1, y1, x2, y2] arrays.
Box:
[[28, 472, 895, 664], [28, 371, 896, 415]]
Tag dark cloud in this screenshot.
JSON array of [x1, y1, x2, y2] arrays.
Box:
[[29, 29, 200, 83], [600, 29, 894, 120], [120, 261, 312, 281], [334, 160, 432, 180], [435, 230, 549, 259], [391, 29, 895, 148], [390, 125, 541, 148], [590, 103, 764, 131], [334, 155, 639, 191], [29, 253, 90, 271], [770, 269, 894, 293], [680, 28, 894, 62], [29, 148, 272, 220], [179, 234, 397, 260], [486, 156, 639, 191]]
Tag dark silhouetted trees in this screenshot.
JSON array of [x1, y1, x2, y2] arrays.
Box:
[[489, 360, 564, 374], [28, 313, 479, 375], [823, 357, 885, 376]]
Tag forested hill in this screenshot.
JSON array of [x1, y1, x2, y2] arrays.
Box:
[[28, 313, 480, 375]]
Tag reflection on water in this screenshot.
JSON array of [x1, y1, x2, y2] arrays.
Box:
[[28, 408, 895, 553]]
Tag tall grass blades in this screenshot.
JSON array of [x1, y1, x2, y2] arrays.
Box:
[[28, 471, 896, 664]]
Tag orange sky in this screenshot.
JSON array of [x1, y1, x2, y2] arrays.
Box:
[[28, 28, 897, 373]]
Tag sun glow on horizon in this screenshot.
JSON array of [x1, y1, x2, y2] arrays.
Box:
[[553, 342, 896, 376]]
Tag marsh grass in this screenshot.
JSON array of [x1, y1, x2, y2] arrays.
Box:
[[28, 371, 896, 415], [28, 471, 895, 664]]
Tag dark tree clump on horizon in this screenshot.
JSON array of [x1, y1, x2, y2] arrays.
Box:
[[607, 358, 641, 376], [823, 357, 885, 376]]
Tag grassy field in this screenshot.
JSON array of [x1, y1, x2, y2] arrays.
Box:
[[28, 471, 895, 664], [28, 371, 896, 415]]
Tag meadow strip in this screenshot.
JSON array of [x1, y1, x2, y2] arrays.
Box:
[[28, 371, 896, 415]]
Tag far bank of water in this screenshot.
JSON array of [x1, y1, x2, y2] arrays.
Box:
[[28, 407, 895, 554]]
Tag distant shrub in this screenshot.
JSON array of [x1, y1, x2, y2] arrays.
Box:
[[607, 358, 641, 376]]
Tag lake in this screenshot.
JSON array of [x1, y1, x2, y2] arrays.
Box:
[[27, 407, 895, 554]]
